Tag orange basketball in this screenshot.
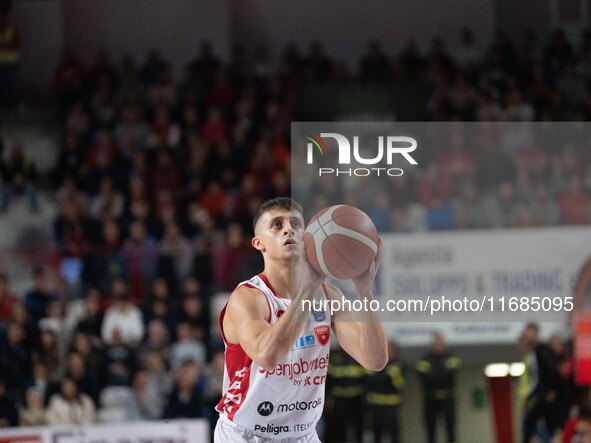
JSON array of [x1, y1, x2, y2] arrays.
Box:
[[304, 205, 379, 280]]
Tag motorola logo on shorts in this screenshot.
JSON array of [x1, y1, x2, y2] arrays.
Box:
[[305, 133, 418, 177], [257, 401, 274, 416]]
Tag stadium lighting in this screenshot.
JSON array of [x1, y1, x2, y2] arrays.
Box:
[[509, 362, 525, 377], [484, 363, 510, 377]]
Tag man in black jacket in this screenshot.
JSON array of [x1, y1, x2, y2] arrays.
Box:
[[367, 340, 405, 443], [520, 322, 559, 443], [416, 332, 462, 443]]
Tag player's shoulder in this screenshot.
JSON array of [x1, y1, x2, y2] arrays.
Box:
[[226, 282, 268, 313]]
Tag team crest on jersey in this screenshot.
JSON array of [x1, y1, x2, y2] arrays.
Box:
[[311, 307, 326, 322], [314, 325, 330, 346]]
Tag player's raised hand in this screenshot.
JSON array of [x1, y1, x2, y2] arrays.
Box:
[[352, 237, 382, 298], [294, 242, 325, 297]]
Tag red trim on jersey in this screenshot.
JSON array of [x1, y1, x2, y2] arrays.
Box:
[[258, 273, 283, 300], [215, 342, 253, 421], [321, 284, 330, 300]]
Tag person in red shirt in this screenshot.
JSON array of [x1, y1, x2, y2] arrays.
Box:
[[559, 175, 591, 225], [0, 273, 16, 323]]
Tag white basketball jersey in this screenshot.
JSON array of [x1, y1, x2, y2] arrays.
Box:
[[216, 274, 332, 439]]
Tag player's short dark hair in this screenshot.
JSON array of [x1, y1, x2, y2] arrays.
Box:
[[252, 197, 303, 232]]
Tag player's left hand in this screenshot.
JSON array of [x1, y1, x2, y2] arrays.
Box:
[[352, 237, 382, 298]]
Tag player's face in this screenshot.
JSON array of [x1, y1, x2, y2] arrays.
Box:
[[253, 209, 305, 261]]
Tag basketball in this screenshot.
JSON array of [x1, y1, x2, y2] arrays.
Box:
[[304, 205, 379, 280]]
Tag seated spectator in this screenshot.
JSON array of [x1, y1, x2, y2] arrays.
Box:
[[141, 350, 173, 397], [65, 351, 99, 405], [24, 266, 58, 324], [159, 221, 194, 282], [0, 322, 30, 394], [36, 324, 62, 383], [89, 176, 124, 220], [175, 289, 211, 346], [74, 287, 104, 348], [559, 175, 591, 225], [0, 143, 38, 213], [139, 319, 171, 361], [532, 183, 559, 226], [481, 181, 519, 228], [101, 279, 144, 347], [121, 221, 158, 302], [53, 198, 95, 258], [213, 223, 259, 291], [163, 360, 204, 419], [24, 361, 58, 405], [170, 321, 206, 370], [0, 378, 17, 427], [203, 351, 225, 426], [0, 273, 16, 324], [126, 369, 163, 421], [102, 328, 136, 387], [426, 197, 456, 230], [19, 387, 48, 426], [53, 133, 86, 190], [69, 331, 102, 378], [47, 377, 95, 425]]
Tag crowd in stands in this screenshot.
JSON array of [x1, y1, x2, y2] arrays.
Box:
[[0, 22, 590, 440]]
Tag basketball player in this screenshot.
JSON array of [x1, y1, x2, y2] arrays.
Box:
[[215, 197, 388, 442]]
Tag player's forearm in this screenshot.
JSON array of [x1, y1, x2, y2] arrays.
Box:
[[356, 293, 388, 371]]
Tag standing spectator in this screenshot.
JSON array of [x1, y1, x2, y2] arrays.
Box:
[[366, 341, 405, 443], [416, 332, 462, 443], [520, 322, 559, 443], [0, 378, 17, 427], [0, 273, 16, 324], [101, 279, 144, 347], [0, 143, 38, 213], [548, 333, 574, 433], [0, 13, 19, 109], [163, 360, 204, 419], [324, 345, 367, 443], [19, 387, 48, 426], [47, 377, 96, 425]]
